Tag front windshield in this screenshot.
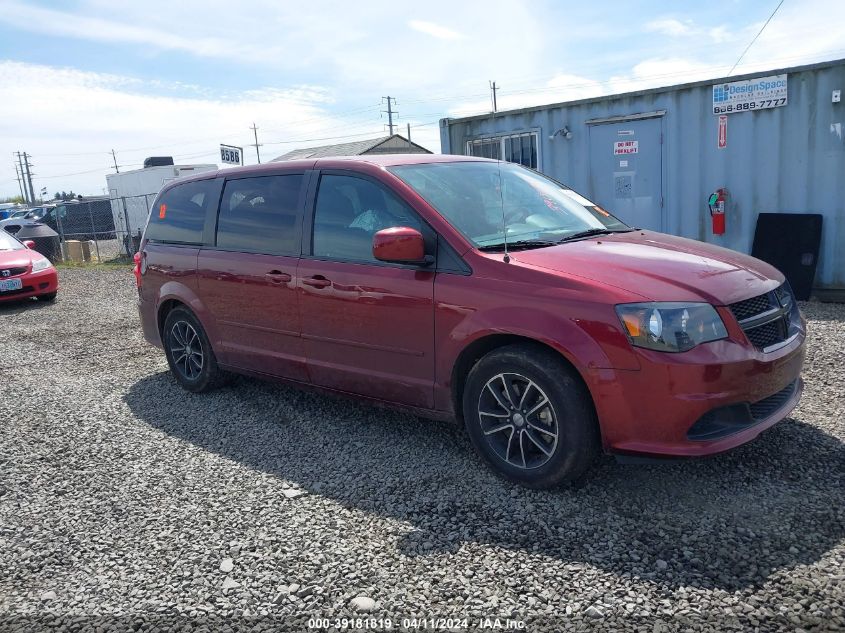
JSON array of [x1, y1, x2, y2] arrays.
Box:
[[389, 161, 629, 249], [0, 231, 24, 251]]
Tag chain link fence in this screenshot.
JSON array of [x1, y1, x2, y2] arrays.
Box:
[[43, 194, 156, 262]]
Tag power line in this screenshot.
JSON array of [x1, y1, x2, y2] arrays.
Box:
[[262, 129, 388, 146], [728, 0, 786, 76], [29, 103, 386, 158]]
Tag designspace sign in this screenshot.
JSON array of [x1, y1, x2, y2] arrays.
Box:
[[712, 74, 788, 114]]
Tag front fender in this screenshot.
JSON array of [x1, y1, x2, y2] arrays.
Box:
[[433, 277, 641, 414]]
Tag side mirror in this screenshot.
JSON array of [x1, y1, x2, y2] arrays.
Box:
[[372, 227, 431, 265], [23, 240, 36, 249]]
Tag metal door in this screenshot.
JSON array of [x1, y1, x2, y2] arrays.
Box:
[[588, 116, 664, 231]]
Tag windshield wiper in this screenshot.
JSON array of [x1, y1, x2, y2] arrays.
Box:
[[478, 239, 559, 252], [557, 228, 633, 242]]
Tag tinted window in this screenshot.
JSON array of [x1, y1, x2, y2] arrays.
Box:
[[216, 175, 303, 255], [312, 175, 421, 262], [389, 161, 628, 248], [146, 179, 216, 244]]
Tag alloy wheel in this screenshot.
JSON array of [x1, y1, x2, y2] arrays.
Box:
[[477, 373, 559, 469], [169, 320, 204, 381]]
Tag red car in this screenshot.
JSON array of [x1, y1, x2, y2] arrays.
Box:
[[135, 155, 805, 488], [0, 231, 58, 303]]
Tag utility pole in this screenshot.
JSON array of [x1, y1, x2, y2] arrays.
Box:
[[489, 81, 498, 113], [111, 149, 120, 173], [250, 123, 262, 163], [14, 162, 25, 202], [16, 152, 30, 204], [382, 97, 396, 135], [407, 123, 412, 148], [23, 152, 36, 204]]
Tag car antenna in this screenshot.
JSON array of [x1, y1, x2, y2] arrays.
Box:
[[498, 159, 509, 263]]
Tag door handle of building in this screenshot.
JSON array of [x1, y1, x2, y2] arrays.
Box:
[[265, 270, 292, 284], [302, 275, 331, 288]]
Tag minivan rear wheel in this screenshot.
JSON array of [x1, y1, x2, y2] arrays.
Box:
[[163, 307, 227, 393], [462, 344, 598, 488]]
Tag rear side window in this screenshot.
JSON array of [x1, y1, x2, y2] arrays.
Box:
[[312, 174, 421, 262], [146, 179, 216, 244], [216, 175, 303, 255]]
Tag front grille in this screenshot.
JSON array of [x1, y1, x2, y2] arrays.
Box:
[[0, 266, 28, 277], [749, 380, 798, 420], [745, 318, 788, 349], [729, 284, 797, 351], [729, 292, 777, 321]]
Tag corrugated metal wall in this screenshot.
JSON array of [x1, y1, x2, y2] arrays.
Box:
[[441, 60, 845, 294]]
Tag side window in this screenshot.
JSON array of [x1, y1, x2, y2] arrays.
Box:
[[312, 175, 421, 263], [146, 179, 216, 244], [216, 175, 303, 255]]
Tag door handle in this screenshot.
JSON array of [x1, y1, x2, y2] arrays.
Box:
[[265, 270, 292, 284], [302, 275, 331, 288]]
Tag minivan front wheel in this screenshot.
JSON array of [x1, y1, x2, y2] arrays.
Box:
[[163, 307, 227, 393], [462, 344, 598, 488]]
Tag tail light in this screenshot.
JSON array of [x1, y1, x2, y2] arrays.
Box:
[[133, 252, 142, 289]]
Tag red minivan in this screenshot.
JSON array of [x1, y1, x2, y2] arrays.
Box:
[[135, 155, 805, 488]]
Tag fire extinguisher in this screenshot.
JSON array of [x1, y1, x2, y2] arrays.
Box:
[[708, 188, 727, 235]]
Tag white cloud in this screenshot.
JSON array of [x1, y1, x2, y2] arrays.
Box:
[[645, 18, 695, 37], [644, 17, 736, 44], [0, 1, 262, 60], [447, 73, 607, 117], [408, 19, 465, 40], [0, 61, 386, 196], [3, 0, 844, 196], [447, 0, 845, 119]]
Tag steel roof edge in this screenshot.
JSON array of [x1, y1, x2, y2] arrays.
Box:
[[441, 57, 845, 125]]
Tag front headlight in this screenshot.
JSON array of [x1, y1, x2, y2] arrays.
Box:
[[616, 302, 728, 353], [31, 257, 52, 272]]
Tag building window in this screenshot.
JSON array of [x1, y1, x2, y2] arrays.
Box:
[[466, 132, 538, 169]]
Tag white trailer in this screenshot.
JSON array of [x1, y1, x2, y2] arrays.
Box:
[[106, 163, 217, 239]]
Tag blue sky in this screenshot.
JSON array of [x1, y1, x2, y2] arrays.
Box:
[[1, 0, 844, 197]]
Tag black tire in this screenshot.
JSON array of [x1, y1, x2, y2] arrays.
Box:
[[38, 292, 57, 302], [462, 343, 598, 488], [162, 306, 227, 393]]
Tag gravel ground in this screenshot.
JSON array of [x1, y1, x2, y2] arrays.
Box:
[[0, 267, 843, 632]]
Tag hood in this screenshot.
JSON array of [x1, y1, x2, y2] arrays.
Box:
[[0, 248, 35, 270], [510, 231, 784, 305]]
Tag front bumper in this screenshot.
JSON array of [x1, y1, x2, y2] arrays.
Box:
[[0, 268, 58, 302], [589, 325, 806, 457]]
